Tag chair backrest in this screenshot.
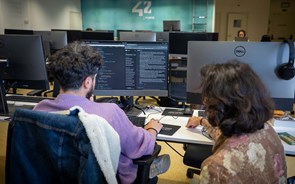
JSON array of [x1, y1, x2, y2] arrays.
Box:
[[5, 108, 107, 184]]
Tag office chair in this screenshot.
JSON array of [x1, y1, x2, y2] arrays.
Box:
[[5, 108, 161, 184], [183, 144, 213, 178]]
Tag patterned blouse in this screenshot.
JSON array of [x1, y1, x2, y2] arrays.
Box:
[[198, 122, 287, 184]]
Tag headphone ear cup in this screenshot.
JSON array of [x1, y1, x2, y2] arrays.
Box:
[[276, 39, 295, 80], [277, 63, 295, 80]]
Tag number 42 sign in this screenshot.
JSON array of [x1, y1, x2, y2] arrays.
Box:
[[132, 1, 152, 17]]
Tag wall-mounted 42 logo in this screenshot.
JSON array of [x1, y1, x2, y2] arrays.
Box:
[[132, 1, 152, 17]]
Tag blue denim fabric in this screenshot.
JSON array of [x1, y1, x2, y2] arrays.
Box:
[[5, 108, 107, 184]]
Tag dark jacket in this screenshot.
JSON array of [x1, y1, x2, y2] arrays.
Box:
[[5, 108, 107, 184]]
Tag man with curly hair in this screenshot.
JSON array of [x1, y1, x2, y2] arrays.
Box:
[[34, 41, 170, 184]]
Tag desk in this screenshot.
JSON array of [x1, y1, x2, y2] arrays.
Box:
[[141, 107, 295, 156], [274, 120, 295, 156], [141, 107, 213, 145]]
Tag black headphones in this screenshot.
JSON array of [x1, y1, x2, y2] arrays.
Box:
[[276, 39, 295, 80]]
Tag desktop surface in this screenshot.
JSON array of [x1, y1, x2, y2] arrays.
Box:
[[140, 106, 295, 155], [140, 107, 214, 145]]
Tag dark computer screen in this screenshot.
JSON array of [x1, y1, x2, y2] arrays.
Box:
[[87, 41, 169, 97], [4, 29, 34, 35], [187, 41, 295, 111], [0, 35, 49, 91], [51, 29, 114, 43], [169, 32, 219, 57], [80, 31, 114, 41], [163, 20, 181, 32]]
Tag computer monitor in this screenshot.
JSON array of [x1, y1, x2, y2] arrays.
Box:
[[33, 30, 68, 57], [34, 30, 67, 50], [116, 30, 133, 40], [187, 41, 295, 111], [163, 20, 181, 32], [119, 32, 156, 41], [4, 29, 34, 35], [156, 32, 169, 42], [51, 29, 81, 43], [0, 34, 49, 91], [80, 31, 114, 41], [169, 32, 218, 57], [86, 41, 169, 97]]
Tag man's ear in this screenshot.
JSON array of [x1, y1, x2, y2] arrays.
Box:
[[83, 76, 92, 89]]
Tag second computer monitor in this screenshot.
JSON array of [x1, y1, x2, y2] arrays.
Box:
[[0, 34, 49, 91], [187, 41, 295, 111], [87, 41, 169, 97], [169, 32, 218, 57], [119, 32, 156, 41], [33, 30, 68, 57]]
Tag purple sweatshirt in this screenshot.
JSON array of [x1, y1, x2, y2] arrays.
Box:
[[33, 94, 155, 184]]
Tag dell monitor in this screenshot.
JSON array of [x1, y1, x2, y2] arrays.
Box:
[[169, 32, 218, 57], [163, 20, 181, 32], [119, 32, 156, 41], [0, 34, 49, 91], [187, 41, 295, 111], [86, 41, 169, 97]]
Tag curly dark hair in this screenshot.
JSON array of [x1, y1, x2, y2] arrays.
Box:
[[200, 60, 274, 137], [47, 41, 103, 91]]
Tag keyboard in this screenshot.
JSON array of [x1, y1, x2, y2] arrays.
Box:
[[127, 115, 146, 128], [6, 95, 54, 103]]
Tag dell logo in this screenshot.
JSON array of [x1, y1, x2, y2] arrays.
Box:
[[234, 46, 246, 57]]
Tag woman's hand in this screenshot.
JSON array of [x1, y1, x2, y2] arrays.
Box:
[[186, 116, 204, 128]]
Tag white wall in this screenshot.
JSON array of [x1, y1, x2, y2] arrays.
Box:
[[215, 0, 271, 41], [269, 0, 295, 40], [0, 0, 81, 34]]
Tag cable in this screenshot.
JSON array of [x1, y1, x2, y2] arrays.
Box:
[[164, 141, 184, 157]]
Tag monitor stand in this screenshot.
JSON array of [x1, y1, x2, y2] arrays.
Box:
[[119, 96, 145, 116]]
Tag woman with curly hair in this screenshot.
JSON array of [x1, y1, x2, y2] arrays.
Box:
[[186, 60, 287, 183]]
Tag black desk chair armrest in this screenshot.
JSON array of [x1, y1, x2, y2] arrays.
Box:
[[183, 144, 212, 178], [133, 144, 161, 184]]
